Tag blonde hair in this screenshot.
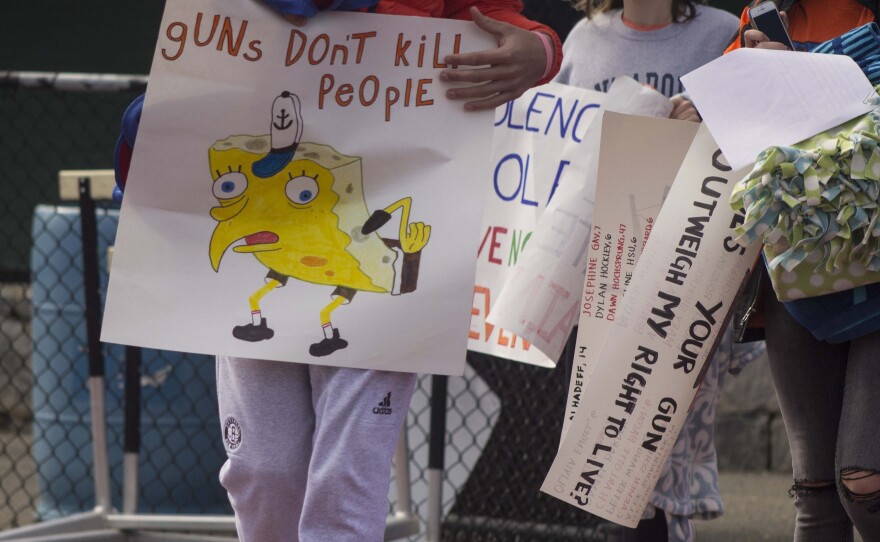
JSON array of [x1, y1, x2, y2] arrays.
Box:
[[573, 0, 705, 22]]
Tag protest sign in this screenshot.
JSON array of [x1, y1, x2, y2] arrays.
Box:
[[560, 112, 700, 439], [101, 0, 496, 375], [468, 83, 604, 367], [488, 78, 672, 363], [542, 118, 760, 527]]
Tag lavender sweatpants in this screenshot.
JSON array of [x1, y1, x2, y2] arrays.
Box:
[[216, 356, 416, 542]]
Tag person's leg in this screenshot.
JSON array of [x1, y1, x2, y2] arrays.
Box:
[[763, 290, 853, 542], [665, 513, 694, 542], [216, 356, 314, 542], [299, 366, 417, 541], [837, 329, 880, 540], [616, 508, 669, 542]]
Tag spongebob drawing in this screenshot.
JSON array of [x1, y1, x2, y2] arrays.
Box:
[[208, 92, 430, 357]]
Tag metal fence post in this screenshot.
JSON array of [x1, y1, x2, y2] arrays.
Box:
[[426, 374, 448, 542], [123, 346, 141, 514], [78, 177, 112, 514]]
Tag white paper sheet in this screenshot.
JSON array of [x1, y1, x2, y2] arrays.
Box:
[[682, 47, 877, 170]]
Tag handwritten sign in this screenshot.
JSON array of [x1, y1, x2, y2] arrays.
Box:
[[560, 113, 700, 438], [542, 118, 760, 527], [488, 77, 673, 363], [101, 0, 496, 375], [468, 83, 604, 367]]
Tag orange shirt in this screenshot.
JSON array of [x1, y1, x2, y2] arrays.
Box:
[[725, 0, 874, 53]]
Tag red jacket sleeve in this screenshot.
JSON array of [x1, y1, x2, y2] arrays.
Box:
[[445, 0, 563, 85]]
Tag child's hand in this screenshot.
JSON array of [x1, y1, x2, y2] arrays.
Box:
[[744, 29, 790, 49], [670, 96, 701, 123], [440, 7, 549, 112]]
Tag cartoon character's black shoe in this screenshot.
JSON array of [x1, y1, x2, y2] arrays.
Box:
[[309, 328, 348, 357], [232, 318, 275, 342]]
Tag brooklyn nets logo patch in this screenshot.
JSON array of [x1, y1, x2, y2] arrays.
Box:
[[223, 416, 242, 451]]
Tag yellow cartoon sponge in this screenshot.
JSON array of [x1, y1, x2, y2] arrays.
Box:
[[208, 135, 397, 293]]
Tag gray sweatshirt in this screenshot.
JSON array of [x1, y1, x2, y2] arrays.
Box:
[[554, 5, 739, 97]]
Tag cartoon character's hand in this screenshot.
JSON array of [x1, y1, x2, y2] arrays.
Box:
[[440, 7, 549, 111], [369, 197, 429, 253], [402, 222, 431, 254]]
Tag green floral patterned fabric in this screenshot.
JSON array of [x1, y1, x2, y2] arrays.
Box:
[[731, 90, 880, 300]]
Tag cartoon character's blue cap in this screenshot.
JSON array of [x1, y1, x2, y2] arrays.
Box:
[[253, 91, 303, 178]]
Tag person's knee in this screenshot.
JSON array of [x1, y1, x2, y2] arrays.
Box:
[[219, 458, 305, 541], [790, 480, 835, 495], [220, 455, 305, 503], [840, 469, 880, 502], [796, 481, 835, 488]]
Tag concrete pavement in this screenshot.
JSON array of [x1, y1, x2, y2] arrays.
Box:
[[697, 472, 863, 542]]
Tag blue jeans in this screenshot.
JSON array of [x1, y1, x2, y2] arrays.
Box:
[[764, 285, 880, 542]]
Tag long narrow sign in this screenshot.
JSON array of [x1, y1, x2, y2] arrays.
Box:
[[543, 118, 760, 527], [561, 112, 700, 439]]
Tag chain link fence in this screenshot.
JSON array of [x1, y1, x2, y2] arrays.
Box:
[[0, 73, 234, 528], [0, 73, 609, 540]]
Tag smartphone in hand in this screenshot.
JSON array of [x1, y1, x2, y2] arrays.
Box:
[[748, 2, 795, 50]]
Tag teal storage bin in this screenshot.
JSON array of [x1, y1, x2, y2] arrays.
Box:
[[30, 204, 230, 518]]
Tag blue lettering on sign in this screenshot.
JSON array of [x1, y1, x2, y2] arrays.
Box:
[[525, 91, 554, 133], [495, 100, 524, 130], [548, 160, 570, 204], [570, 103, 599, 143], [493, 153, 538, 207], [548, 100, 599, 143], [495, 91, 600, 144]]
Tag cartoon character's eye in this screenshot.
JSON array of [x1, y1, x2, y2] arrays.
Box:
[[286, 176, 319, 205], [213, 172, 248, 199]]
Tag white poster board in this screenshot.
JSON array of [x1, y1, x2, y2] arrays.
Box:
[[542, 118, 760, 527], [468, 83, 604, 367], [101, 0, 496, 375], [561, 112, 700, 438], [488, 78, 672, 363]]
